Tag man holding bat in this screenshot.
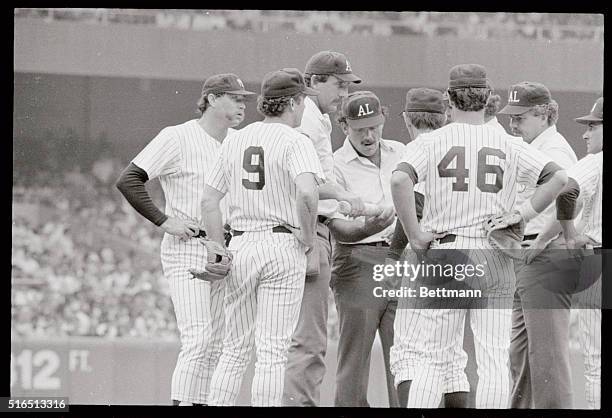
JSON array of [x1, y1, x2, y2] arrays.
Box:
[[325, 91, 401, 407]]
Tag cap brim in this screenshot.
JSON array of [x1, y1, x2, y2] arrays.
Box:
[[498, 104, 531, 115], [575, 115, 603, 124], [347, 114, 385, 129], [303, 86, 320, 96], [335, 73, 362, 83], [225, 89, 257, 95]]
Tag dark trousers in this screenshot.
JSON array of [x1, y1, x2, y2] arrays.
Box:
[[330, 242, 400, 407], [283, 223, 332, 406], [510, 240, 574, 408]]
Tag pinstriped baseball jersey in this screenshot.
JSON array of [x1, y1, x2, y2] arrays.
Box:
[[567, 152, 602, 244], [397, 123, 552, 238], [205, 121, 326, 231], [132, 119, 232, 273]]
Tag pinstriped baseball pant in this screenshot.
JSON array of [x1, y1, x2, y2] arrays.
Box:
[[207, 231, 307, 406], [405, 237, 514, 409]]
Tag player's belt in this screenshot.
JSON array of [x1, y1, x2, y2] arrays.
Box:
[[523, 234, 539, 241], [192, 229, 232, 246], [438, 234, 457, 244], [352, 241, 390, 247], [593, 246, 603, 255], [232, 226, 292, 237]]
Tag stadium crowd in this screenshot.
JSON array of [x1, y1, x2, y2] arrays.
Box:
[[15, 9, 604, 42], [11, 159, 341, 341]]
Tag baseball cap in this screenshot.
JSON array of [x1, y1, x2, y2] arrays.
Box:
[[261, 68, 319, 98], [575, 97, 603, 124], [305, 51, 362, 83], [404, 88, 445, 114], [201, 73, 255, 96], [448, 64, 489, 90], [498, 81, 552, 115], [341, 91, 385, 129]]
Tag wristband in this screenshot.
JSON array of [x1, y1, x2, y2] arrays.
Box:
[[518, 200, 539, 223]]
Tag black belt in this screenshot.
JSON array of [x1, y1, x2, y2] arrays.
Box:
[[192, 229, 232, 246], [594, 246, 603, 255], [232, 225, 292, 237], [350, 241, 390, 247], [523, 234, 539, 241], [438, 234, 456, 244]]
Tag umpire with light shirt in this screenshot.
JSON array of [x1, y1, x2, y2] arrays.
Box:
[[498, 82, 578, 408], [326, 91, 402, 407]]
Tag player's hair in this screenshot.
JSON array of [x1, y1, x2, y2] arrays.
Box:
[[304, 74, 330, 87], [447, 87, 490, 112], [405, 112, 446, 130], [196, 92, 225, 115], [335, 106, 390, 127], [530, 100, 559, 126], [257, 93, 305, 117], [484, 94, 502, 119]]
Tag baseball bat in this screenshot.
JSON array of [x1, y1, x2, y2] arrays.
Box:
[[337, 201, 385, 216]]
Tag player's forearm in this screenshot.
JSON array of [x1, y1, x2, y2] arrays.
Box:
[[535, 215, 564, 244], [524, 170, 568, 217], [391, 172, 420, 240], [296, 187, 318, 246], [202, 194, 225, 244], [115, 162, 168, 226], [318, 181, 354, 201], [559, 219, 578, 241], [327, 218, 372, 242]]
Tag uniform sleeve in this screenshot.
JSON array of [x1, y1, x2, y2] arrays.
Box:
[[514, 141, 554, 187], [132, 127, 181, 179], [546, 146, 577, 170], [204, 148, 228, 194], [287, 135, 326, 185], [567, 154, 600, 200], [393, 140, 428, 184]]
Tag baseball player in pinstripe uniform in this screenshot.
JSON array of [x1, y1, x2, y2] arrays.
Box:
[[283, 50, 365, 407], [115, 74, 255, 405], [390, 64, 568, 408], [535, 97, 603, 409], [388, 87, 472, 408], [201, 68, 325, 406], [498, 82, 578, 408]]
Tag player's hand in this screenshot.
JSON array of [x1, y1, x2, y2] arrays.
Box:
[[523, 237, 548, 264], [364, 206, 396, 236], [343, 195, 366, 218], [284, 225, 314, 252], [409, 230, 447, 251], [160, 217, 201, 241], [565, 234, 598, 250]]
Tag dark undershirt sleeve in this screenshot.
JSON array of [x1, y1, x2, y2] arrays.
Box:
[[115, 162, 168, 227], [536, 161, 563, 185], [387, 191, 425, 260], [393, 162, 419, 184], [556, 177, 581, 220]]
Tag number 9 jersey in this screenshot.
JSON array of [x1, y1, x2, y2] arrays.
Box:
[[205, 121, 325, 232], [396, 123, 556, 238]]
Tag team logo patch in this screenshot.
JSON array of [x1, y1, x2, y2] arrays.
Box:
[[237, 78, 245, 89], [591, 102, 598, 113], [508, 90, 520, 103], [357, 103, 374, 117], [345, 60, 352, 72]]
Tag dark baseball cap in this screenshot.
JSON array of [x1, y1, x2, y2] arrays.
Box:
[[575, 97, 603, 124], [448, 64, 489, 90], [201, 73, 255, 96], [404, 88, 445, 114], [498, 81, 552, 115], [261, 68, 319, 98], [341, 91, 385, 129], [305, 50, 362, 83]]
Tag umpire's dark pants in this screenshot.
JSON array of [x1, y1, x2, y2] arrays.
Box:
[[510, 238, 574, 408], [330, 242, 400, 407], [283, 222, 332, 406]]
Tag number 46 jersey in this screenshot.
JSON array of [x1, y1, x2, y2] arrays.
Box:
[[396, 123, 556, 238], [205, 121, 325, 232]]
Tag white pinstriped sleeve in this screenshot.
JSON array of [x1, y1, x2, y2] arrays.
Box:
[[567, 154, 600, 200], [395, 139, 428, 183], [132, 127, 181, 179], [287, 135, 326, 185], [204, 149, 228, 194], [514, 141, 552, 186]]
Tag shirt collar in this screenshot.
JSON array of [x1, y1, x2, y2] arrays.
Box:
[[336, 137, 394, 164], [531, 124, 558, 148]]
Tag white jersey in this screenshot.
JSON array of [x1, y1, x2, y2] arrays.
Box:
[[397, 123, 553, 238], [132, 119, 231, 270], [568, 152, 602, 245], [205, 121, 325, 232]]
